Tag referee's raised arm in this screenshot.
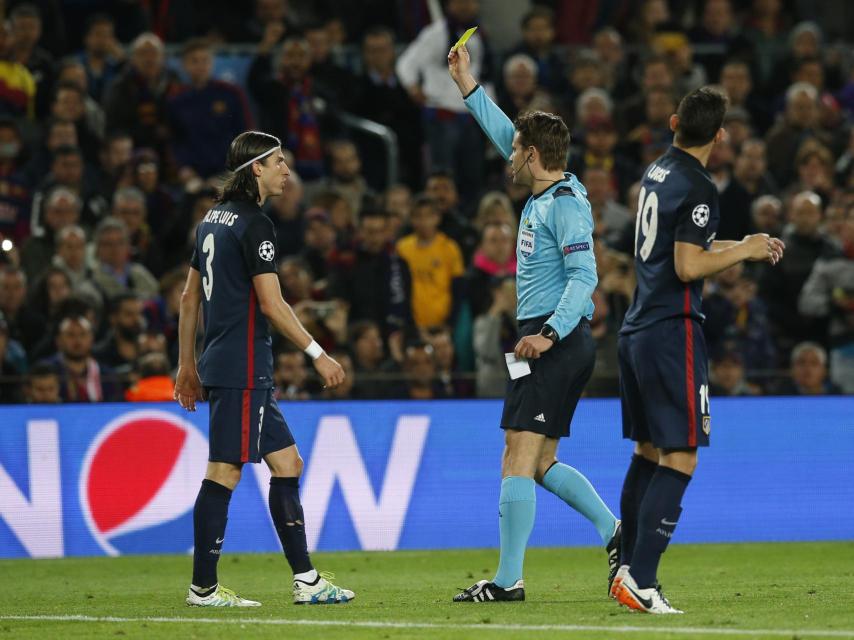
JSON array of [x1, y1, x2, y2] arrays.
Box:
[[449, 44, 514, 162]]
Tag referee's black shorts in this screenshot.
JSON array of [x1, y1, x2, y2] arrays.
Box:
[[500, 314, 595, 439]]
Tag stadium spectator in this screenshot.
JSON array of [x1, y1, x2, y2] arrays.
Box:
[[688, 0, 753, 82], [51, 225, 90, 289], [24, 361, 60, 403], [497, 53, 554, 122], [31, 145, 107, 234], [21, 186, 83, 280], [703, 264, 776, 373], [93, 293, 145, 371], [575, 89, 614, 132], [352, 27, 423, 190], [142, 267, 185, 366], [396, 195, 465, 329], [248, 32, 325, 179], [775, 341, 842, 395], [798, 206, 854, 393], [782, 140, 835, 202], [760, 191, 838, 356], [124, 351, 174, 402], [427, 324, 471, 398], [87, 216, 159, 302], [592, 28, 631, 97], [54, 61, 106, 145], [651, 27, 707, 96], [298, 208, 335, 281], [0, 313, 25, 402], [750, 194, 784, 236], [707, 137, 753, 241], [41, 314, 120, 402], [507, 7, 567, 97], [111, 186, 163, 277], [77, 14, 124, 102], [328, 208, 411, 339], [625, 86, 676, 167], [472, 277, 516, 398], [733, 138, 778, 198], [616, 55, 674, 136], [168, 38, 253, 180], [349, 319, 395, 399], [765, 82, 831, 188], [304, 21, 356, 110], [396, 340, 447, 400], [310, 190, 355, 246], [9, 3, 54, 118], [94, 131, 133, 201], [306, 140, 376, 219], [0, 265, 45, 352], [570, 114, 637, 201], [466, 221, 515, 318], [425, 171, 479, 260], [0, 20, 36, 120], [0, 118, 33, 243], [709, 350, 759, 396], [131, 149, 175, 236], [273, 347, 311, 400], [265, 170, 304, 258], [723, 107, 753, 151], [103, 32, 180, 158], [26, 265, 71, 329], [583, 167, 632, 249], [566, 52, 608, 116], [396, 0, 490, 202], [718, 59, 771, 134]]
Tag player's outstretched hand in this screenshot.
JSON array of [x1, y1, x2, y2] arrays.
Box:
[[314, 352, 346, 389], [447, 44, 471, 84], [743, 233, 785, 265], [514, 334, 554, 360], [174, 365, 205, 412]]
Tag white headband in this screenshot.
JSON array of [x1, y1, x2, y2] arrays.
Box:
[[234, 146, 279, 172]]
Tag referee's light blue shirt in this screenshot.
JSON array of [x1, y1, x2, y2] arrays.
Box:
[[464, 85, 597, 339]]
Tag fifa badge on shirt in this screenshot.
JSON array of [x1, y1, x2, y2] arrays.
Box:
[[519, 228, 535, 258]]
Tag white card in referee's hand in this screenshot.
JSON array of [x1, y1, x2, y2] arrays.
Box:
[[505, 353, 532, 379]]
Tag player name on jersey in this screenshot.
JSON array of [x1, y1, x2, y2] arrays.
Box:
[[202, 208, 239, 226], [646, 165, 671, 183]]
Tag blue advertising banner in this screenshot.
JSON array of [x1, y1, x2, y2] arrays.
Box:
[[0, 397, 852, 559]]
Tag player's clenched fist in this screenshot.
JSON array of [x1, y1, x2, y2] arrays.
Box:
[[313, 353, 346, 388]]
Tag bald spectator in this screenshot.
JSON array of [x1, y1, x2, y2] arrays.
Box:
[[86, 217, 158, 302], [774, 342, 842, 395], [765, 82, 832, 187], [21, 186, 81, 281], [103, 32, 180, 155], [760, 191, 839, 354]]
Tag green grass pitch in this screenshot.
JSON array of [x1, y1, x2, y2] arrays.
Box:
[[1, 542, 853, 639]]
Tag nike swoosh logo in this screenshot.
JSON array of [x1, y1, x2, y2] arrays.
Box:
[[624, 584, 653, 609], [215, 537, 225, 544], [661, 519, 678, 526]]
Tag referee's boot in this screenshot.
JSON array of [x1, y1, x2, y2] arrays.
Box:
[[605, 520, 622, 595], [453, 579, 525, 602]]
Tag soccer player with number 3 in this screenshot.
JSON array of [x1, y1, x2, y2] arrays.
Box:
[[612, 88, 785, 614], [174, 131, 354, 607]]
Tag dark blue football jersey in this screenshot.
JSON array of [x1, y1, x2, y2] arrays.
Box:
[[620, 146, 720, 334], [190, 199, 277, 388]]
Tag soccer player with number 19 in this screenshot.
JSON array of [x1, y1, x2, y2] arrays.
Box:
[[174, 131, 354, 607], [612, 88, 785, 614]]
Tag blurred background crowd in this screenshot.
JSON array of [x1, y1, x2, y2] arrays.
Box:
[[0, 0, 852, 404]]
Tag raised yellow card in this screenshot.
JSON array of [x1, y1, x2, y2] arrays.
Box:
[[452, 26, 478, 51]]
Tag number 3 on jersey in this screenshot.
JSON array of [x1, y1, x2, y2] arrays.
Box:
[[202, 232, 215, 301], [634, 186, 659, 262]]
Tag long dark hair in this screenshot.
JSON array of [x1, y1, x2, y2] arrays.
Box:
[[217, 131, 281, 204]]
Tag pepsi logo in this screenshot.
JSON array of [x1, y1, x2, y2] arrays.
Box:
[[79, 410, 207, 556]]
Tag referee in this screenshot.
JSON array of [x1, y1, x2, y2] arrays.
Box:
[[449, 45, 620, 603]]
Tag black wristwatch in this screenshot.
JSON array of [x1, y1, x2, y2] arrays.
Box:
[[540, 324, 558, 344]]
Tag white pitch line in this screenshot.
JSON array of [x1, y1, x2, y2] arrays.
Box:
[[2, 615, 854, 638]]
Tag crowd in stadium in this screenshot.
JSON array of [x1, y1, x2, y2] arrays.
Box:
[[0, 0, 851, 404]]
